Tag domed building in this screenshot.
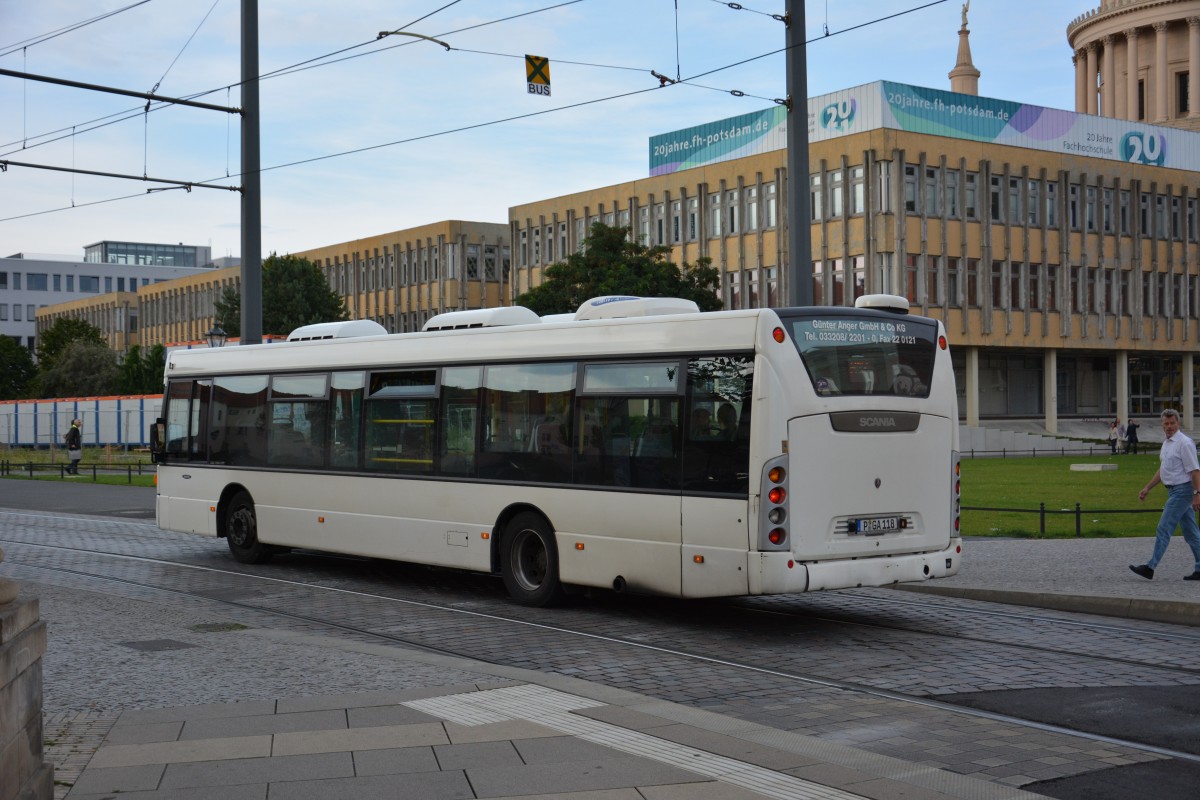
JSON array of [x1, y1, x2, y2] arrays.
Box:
[[1069, 0, 1200, 130]]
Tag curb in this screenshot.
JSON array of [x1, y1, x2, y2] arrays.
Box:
[[893, 584, 1200, 627]]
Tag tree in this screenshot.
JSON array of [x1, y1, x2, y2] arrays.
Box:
[[38, 341, 120, 398], [514, 223, 723, 316], [118, 344, 168, 394], [36, 318, 105, 372], [0, 337, 36, 400], [214, 253, 347, 337]]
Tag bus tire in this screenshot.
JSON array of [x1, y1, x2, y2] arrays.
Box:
[[225, 491, 273, 564], [501, 512, 563, 607]]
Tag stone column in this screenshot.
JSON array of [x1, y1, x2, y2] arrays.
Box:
[[1155, 21, 1170, 122], [1075, 49, 1088, 112], [0, 547, 53, 800], [1044, 348, 1058, 435], [1183, 355, 1195, 431], [1087, 43, 1099, 114], [965, 346, 980, 427], [1116, 350, 1130, 425], [1189, 17, 1200, 118], [1126, 28, 1141, 120], [1102, 35, 1116, 116]]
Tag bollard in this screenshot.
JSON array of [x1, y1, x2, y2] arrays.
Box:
[[1039, 502, 1046, 537], [1075, 502, 1082, 537]]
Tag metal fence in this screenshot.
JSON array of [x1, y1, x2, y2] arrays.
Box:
[[0, 461, 153, 483]]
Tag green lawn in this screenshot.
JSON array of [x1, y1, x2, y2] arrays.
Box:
[[961, 453, 1165, 538]]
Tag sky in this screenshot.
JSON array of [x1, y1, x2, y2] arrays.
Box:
[[0, 0, 1077, 261]]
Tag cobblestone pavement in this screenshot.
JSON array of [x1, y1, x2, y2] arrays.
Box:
[[6, 511, 1200, 796]]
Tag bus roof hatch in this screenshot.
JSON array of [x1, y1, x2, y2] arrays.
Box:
[[853, 294, 911, 314], [574, 296, 700, 321], [287, 320, 389, 341], [423, 306, 542, 331]]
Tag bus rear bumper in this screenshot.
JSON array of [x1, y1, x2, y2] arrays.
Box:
[[751, 538, 962, 594]]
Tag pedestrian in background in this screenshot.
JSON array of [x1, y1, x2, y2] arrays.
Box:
[[64, 418, 82, 475], [1125, 418, 1140, 455], [1108, 419, 1119, 454], [1117, 420, 1127, 453], [1129, 409, 1200, 581]]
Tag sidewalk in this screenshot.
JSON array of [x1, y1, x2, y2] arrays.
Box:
[[37, 535, 1200, 800]]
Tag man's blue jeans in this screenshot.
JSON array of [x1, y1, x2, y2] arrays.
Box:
[[1148, 483, 1200, 571]]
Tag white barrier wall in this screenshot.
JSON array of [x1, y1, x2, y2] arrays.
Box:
[[0, 395, 163, 447]]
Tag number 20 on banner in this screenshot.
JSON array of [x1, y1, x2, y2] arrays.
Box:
[[526, 55, 551, 97]]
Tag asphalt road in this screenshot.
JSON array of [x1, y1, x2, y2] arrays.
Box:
[[0, 479, 156, 518]]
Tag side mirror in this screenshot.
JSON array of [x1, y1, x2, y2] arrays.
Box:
[[149, 421, 166, 464]]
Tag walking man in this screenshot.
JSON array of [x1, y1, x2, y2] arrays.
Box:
[[1129, 409, 1200, 581], [64, 418, 82, 475]]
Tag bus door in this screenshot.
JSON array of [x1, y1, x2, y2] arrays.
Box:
[[680, 355, 754, 597], [158, 378, 216, 535]]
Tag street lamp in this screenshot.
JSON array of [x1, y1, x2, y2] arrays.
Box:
[[205, 324, 228, 349]]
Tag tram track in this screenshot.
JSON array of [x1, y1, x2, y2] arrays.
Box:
[[3, 532, 1200, 769]]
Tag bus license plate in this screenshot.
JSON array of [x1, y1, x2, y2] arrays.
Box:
[[851, 517, 899, 535]]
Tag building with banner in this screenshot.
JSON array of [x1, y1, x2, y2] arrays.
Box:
[[509, 70, 1200, 432]]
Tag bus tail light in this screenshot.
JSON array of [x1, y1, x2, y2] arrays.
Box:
[[759, 455, 791, 552], [951, 451, 961, 537], [772, 327, 786, 343]]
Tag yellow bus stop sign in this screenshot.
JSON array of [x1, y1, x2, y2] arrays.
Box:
[[526, 55, 550, 97]]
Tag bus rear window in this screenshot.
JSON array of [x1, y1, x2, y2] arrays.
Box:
[[780, 313, 938, 398]]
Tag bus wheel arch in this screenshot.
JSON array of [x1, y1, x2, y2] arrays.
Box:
[[497, 507, 564, 607], [221, 487, 274, 564]]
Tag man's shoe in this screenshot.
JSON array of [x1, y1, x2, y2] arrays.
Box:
[[1129, 564, 1154, 580], [1185, 572, 1200, 581]]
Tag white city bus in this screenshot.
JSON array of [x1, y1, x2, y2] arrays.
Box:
[[153, 295, 961, 606]]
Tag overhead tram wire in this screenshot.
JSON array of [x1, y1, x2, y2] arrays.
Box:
[[1, 0, 948, 225], [0, 0, 155, 58], [1, 0, 587, 156]]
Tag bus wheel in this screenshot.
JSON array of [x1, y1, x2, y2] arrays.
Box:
[[501, 513, 563, 607], [225, 491, 273, 565]]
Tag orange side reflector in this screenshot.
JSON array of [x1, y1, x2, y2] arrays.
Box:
[[481, 532, 490, 540], [209, 506, 216, 512], [318, 516, 325, 523], [575, 542, 585, 550], [693, 555, 704, 564]]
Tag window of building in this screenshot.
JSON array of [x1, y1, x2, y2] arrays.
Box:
[[811, 174, 824, 220], [26, 304, 34, 320], [687, 197, 699, 239], [544, 226, 554, 262], [1047, 265, 1058, 311], [1011, 262, 1023, 310], [12, 304, 20, 321], [1046, 180, 1059, 228], [811, 261, 824, 305], [1029, 264, 1041, 310], [830, 259, 845, 305], [829, 170, 843, 218], [80, 276, 99, 292], [1102, 188, 1114, 233], [1174, 273, 1184, 316], [0, 304, 6, 320], [1068, 184, 1080, 230], [904, 254, 919, 303], [1120, 190, 1132, 235], [618, 209, 630, 231], [924, 168, 940, 217], [991, 261, 1003, 309], [1026, 179, 1039, 226], [729, 269, 743, 309], [747, 267, 760, 308], [1189, 198, 1198, 242], [25, 273, 48, 291], [532, 233, 541, 264], [726, 191, 739, 234], [656, 202, 667, 244], [849, 166, 865, 215], [1155, 195, 1167, 238], [990, 175, 1003, 222], [965, 172, 979, 220], [946, 257, 960, 307], [1008, 177, 1021, 223], [765, 182, 777, 227], [53, 274, 61, 291], [708, 193, 722, 237], [1179, 72, 1190, 116], [903, 165, 918, 213], [966, 258, 979, 307], [1138, 79, 1147, 120], [12, 273, 20, 290], [744, 187, 758, 231], [1171, 196, 1182, 240], [1085, 186, 1097, 232], [945, 169, 960, 218], [1143, 272, 1154, 316], [0, 272, 6, 289], [851, 256, 866, 300], [575, 217, 586, 252], [926, 256, 941, 305], [877, 161, 893, 213], [638, 206, 650, 243], [1140, 193, 1150, 235]]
